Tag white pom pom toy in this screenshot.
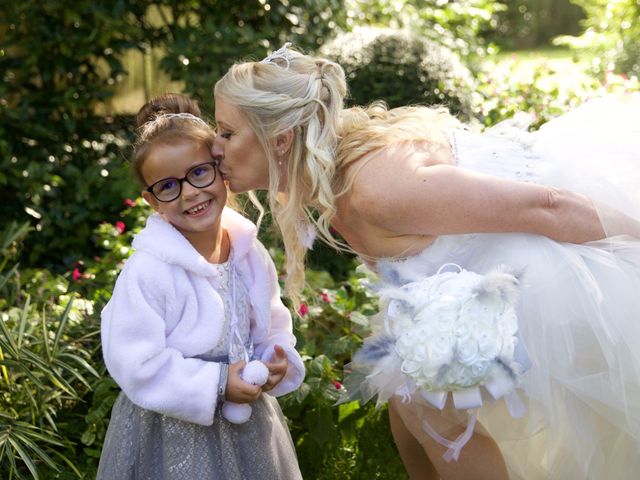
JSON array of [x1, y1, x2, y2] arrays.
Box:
[[222, 360, 269, 424]]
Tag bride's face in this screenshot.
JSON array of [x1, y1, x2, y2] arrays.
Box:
[[213, 96, 270, 193]]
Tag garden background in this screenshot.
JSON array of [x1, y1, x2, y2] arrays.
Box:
[[1, 1, 638, 478]]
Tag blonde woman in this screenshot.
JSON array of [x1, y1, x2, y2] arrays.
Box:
[[213, 44, 640, 480]]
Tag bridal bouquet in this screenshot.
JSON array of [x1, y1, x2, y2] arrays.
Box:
[[352, 265, 529, 410]]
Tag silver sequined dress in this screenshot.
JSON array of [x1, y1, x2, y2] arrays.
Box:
[[96, 257, 302, 480]]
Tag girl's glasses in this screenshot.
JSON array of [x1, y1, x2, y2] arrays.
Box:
[[146, 162, 218, 202]]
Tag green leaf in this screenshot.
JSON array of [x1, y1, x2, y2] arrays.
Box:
[[53, 296, 74, 355], [348, 311, 370, 327], [7, 437, 40, 480]]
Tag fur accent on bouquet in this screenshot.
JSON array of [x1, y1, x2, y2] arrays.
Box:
[[351, 264, 530, 415]]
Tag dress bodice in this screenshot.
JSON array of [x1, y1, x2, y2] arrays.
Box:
[[197, 255, 253, 362], [449, 126, 551, 184]]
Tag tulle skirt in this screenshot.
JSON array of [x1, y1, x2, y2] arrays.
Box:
[[350, 94, 640, 479], [97, 393, 302, 480]]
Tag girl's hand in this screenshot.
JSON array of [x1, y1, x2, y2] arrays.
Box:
[[225, 361, 261, 403], [262, 344, 289, 392]]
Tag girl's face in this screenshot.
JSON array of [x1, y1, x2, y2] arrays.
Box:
[[213, 97, 270, 193], [141, 141, 227, 241]]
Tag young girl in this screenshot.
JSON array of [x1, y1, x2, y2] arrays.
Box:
[[97, 93, 304, 480], [212, 44, 640, 479]]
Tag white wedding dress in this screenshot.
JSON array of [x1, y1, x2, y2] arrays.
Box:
[[353, 95, 640, 479]]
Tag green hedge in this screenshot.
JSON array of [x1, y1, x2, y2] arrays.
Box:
[[321, 28, 480, 120]]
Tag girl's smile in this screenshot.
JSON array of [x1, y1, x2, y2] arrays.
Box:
[[185, 199, 212, 216]]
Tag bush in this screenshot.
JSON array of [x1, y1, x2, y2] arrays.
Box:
[[321, 28, 480, 120]]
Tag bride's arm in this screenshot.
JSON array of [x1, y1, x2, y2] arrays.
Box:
[[350, 156, 610, 243]]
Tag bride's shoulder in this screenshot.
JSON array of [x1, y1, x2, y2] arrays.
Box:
[[344, 141, 454, 221], [350, 140, 451, 190]]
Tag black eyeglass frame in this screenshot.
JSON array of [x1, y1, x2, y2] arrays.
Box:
[[145, 161, 219, 202]]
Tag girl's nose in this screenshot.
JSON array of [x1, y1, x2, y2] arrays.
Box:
[[181, 180, 201, 199]]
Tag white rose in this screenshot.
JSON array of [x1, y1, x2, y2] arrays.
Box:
[[456, 339, 481, 366]]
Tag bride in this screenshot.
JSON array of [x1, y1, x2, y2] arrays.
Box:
[[212, 43, 640, 479]]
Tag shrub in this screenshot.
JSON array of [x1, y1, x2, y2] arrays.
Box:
[[320, 28, 480, 121]]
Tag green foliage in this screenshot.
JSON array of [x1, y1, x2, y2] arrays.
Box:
[[0, 222, 99, 479], [490, 0, 585, 49], [0, 0, 348, 271], [278, 265, 408, 478], [556, 0, 640, 77], [345, 0, 504, 62], [476, 56, 640, 129], [0, 1, 145, 268], [321, 28, 480, 120], [149, 0, 348, 108]]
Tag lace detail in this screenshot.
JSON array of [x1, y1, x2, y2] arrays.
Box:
[[199, 255, 252, 362], [450, 129, 545, 184]]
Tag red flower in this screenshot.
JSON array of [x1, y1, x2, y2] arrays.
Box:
[[123, 198, 136, 208], [321, 292, 331, 303], [332, 380, 343, 390], [72, 268, 83, 282], [114, 221, 126, 234], [297, 303, 309, 316]]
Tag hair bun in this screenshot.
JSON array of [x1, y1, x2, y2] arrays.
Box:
[[135, 93, 202, 129]]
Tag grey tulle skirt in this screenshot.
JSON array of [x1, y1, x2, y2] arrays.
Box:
[[97, 392, 302, 480]]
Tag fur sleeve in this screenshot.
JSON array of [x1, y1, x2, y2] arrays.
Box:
[[101, 253, 221, 425]]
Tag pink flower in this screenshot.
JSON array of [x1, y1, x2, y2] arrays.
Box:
[[297, 303, 309, 316], [123, 198, 136, 208], [72, 268, 83, 282], [114, 221, 126, 234], [321, 292, 331, 303], [332, 380, 343, 390]]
